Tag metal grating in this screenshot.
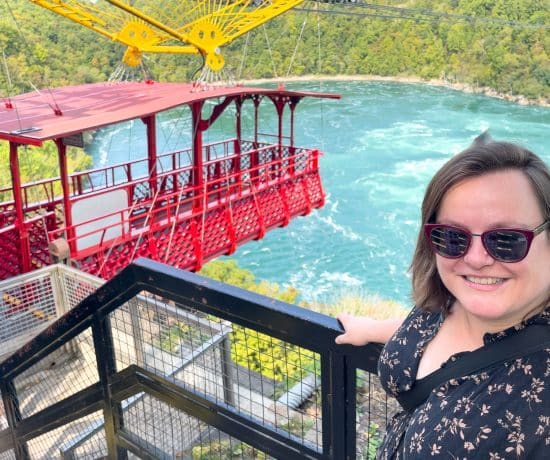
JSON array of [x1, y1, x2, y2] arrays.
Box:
[[356, 370, 400, 459], [103, 291, 323, 456], [14, 327, 98, 418]]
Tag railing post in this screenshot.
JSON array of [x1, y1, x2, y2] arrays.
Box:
[[1, 379, 31, 459], [55, 139, 76, 255], [220, 333, 235, 407], [128, 299, 145, 367], [321, 351, 356, 459], [51, 266, 81, 357], [92, 314, 128, 460]]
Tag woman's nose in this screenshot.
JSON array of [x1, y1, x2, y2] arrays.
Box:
[[463, 235, 495, 267]]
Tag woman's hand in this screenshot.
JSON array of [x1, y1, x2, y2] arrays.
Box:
[[335, 314, 404, 345]]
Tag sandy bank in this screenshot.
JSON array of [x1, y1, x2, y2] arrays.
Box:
[[241, 74, 549, 108]]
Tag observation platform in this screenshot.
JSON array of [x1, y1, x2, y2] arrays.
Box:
[[0, 260, 397, 459]]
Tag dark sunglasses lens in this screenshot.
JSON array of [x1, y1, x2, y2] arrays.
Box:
[[483, 230, 528, 262], [430, 226, 469, 257]]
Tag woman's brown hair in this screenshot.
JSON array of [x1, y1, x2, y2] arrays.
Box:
[[410, 138, 550, 312]]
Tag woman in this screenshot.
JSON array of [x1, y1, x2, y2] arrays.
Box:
[[336, 139, 550, 458]]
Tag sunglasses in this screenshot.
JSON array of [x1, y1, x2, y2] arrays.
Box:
[[424, 221, 549, 263]]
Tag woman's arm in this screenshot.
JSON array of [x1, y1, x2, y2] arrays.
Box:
[[335, 314, 404, 345]]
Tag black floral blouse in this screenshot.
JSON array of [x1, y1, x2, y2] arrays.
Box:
[[377, 305, 550, 459]]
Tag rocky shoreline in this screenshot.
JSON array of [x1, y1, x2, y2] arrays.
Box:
[[242, 74, 550, 108]]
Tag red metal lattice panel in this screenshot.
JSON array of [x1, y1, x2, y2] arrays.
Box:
[[283, 179, 308, 217], [75, 218, 201, 279], [197, 208, 232, 260], [176, 170, 192, 189], [132, 182, 153, 203], [240, 155, 251, 170], [294, 153, 309, 174], [27, 218, 53, 270], [157, 220, 199, 270], [257, 187, 286, 229], [231, 197, 261, 241], [0, 227, 22, 280], [305, 172, 325, 207], [75, 236, 148, 279], [0, 203, 16, 228]]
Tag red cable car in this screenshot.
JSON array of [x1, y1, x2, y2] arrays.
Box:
[[0, 81, 339, 281]]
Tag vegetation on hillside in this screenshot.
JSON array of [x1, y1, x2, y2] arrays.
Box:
[[199, 259, 405, 384], [0, 141, 92, 201], [0, 0, 548, 100]]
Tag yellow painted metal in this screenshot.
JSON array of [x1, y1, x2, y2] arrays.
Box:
[[28, 0, 306, 71]]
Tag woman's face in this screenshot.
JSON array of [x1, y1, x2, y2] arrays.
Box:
[[435, 169, 550, 329]]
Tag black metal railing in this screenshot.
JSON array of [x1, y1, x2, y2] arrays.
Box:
[[0, 258, 398, 459]]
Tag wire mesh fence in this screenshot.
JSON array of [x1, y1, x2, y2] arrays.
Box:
[[0, 265, 101, 362], [0, 261, 399, 459]]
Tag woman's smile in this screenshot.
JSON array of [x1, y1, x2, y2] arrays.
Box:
[[463, 275, 506, 287]]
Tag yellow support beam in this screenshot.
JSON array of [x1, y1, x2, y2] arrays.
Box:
[[29, 0, 306, 71]]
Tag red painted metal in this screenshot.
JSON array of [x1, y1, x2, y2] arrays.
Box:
[[0, 82, 338, 145], [143, 115, 158, 198], [0, 82, 340, 281], [8, 143, 29, 274]]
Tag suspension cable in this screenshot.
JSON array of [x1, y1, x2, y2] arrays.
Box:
[[285, 10, 309, 79], [316, 3, 325, 152], [298, 1, 550, 29], [238, 32, 251, 81], [262, 24, 279, 79], [3, 0, 64, 112]]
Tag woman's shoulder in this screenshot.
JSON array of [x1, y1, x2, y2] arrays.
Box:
[[397, 306, 443, 338], [530, 304, 550, 326], [485, 304, 550, 344], [377, 307, 443, 394]]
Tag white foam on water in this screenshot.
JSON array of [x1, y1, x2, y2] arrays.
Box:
[[92, 121, 137, 166], [319, 271, 363, 286], [316, 215, 362, 241], [391, 158, 445, 185]]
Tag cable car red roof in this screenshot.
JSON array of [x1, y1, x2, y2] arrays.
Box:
[[0, 81, 340, 146]]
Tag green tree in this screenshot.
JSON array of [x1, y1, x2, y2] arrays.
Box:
[[200, 259, 299, 304], [0, 141, 92, 201]]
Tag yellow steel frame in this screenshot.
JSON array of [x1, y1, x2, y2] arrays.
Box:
[[29, 0, 306, 71]]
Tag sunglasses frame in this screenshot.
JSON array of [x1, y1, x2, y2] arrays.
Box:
[[424, 221, 550, 263]]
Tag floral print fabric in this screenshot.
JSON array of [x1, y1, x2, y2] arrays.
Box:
[[376, 306, 550, 459]]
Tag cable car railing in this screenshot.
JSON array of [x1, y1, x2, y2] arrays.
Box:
[[48, 144, 322, 276]]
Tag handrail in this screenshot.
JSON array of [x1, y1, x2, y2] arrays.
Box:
[[0, 259, 380, 380], [0, 138, 270, 210], [0, 258, 386, 459]]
